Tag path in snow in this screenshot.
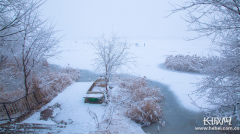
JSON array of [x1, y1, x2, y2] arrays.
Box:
[[23, 82, 105, 133], [22, 79, 145, 134]]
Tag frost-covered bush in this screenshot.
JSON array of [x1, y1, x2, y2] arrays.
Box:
[[41, 67, 79, 92], [165, 54, 220, 73], [165, 54, 205, 72], [118, 76, 147, 90], [132, 86, 160, 102], [31, 66, 80, 101], [127, 98, 163, 125], [111, 76, 164, 126], [0, 63, 80, 102]]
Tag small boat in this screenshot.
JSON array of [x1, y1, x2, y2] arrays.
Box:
[[84, 76, 106, 104]]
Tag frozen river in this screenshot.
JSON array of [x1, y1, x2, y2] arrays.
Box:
[[77, 69, 218, 134]]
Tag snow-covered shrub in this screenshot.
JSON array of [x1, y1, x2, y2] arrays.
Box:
[[165, 54, 205, 72], [31, 66, 80, 102], [126, 98, 163, 125], [132, 86, 160, 102], [111, 76, 164, 126], [165, 54, 221, 73], [118, 76, 147, 90], [0, 63, 80, 102], [60, 67, 80, 82]]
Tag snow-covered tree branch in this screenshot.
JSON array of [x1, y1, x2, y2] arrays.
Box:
[[0, 0, 60, 103], [170, 0, 240, 120], [89, 34, 136, 97]]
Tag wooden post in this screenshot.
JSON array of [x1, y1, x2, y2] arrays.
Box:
[[3, 103, 11, 121]]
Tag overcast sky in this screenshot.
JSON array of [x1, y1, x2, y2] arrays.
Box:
[[41, 0, 198, 40]]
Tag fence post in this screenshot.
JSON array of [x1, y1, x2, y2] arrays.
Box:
[[3, 103, 11, 122]]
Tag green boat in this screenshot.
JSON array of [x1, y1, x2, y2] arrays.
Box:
[[84, 77, 106, 104]]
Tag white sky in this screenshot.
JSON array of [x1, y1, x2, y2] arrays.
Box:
[[41, 0, 198, 40]]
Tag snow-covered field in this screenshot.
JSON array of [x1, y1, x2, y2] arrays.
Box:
[[49, 38, 212, 112]]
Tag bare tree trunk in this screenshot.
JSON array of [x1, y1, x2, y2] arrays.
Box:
[[105, 69, 108, 93]]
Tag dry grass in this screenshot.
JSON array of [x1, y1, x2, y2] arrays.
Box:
[[165, 54, 206, 73], [132, 86, 161, 102], [126, 98, 163, 125], [96, 81, 107, 87], [165, 54, 221, 73], [33, 67, 79, 91], [0, 89, 25, 102], [118, 76, 147, 90], [29, 66, 80, 104], [0, 66, 80, 102], [111, 76, 164, 126]]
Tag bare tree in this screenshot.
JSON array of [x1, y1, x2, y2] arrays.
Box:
[[0, 0, 44, 65], [170, 0, 240, 119], [9, 0, 59, 98], [0, 0, 44, 37], [89, 34, 136, 98]]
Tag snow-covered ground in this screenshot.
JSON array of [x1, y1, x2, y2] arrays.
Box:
[[23, 82, 145, 133], [49, 39, 212, 112]]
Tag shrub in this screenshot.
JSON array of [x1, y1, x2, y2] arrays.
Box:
[[0, 65, 80, 102], [165, 54, 205, 72], [0, 89, 25, 102], [165, 54, 221, 73], [118, 76, 147, 90], [126, 98, 163, 126], [31, 66, 80, 100], [111, 76, 164, 126], [132, 86, 160, 102]]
